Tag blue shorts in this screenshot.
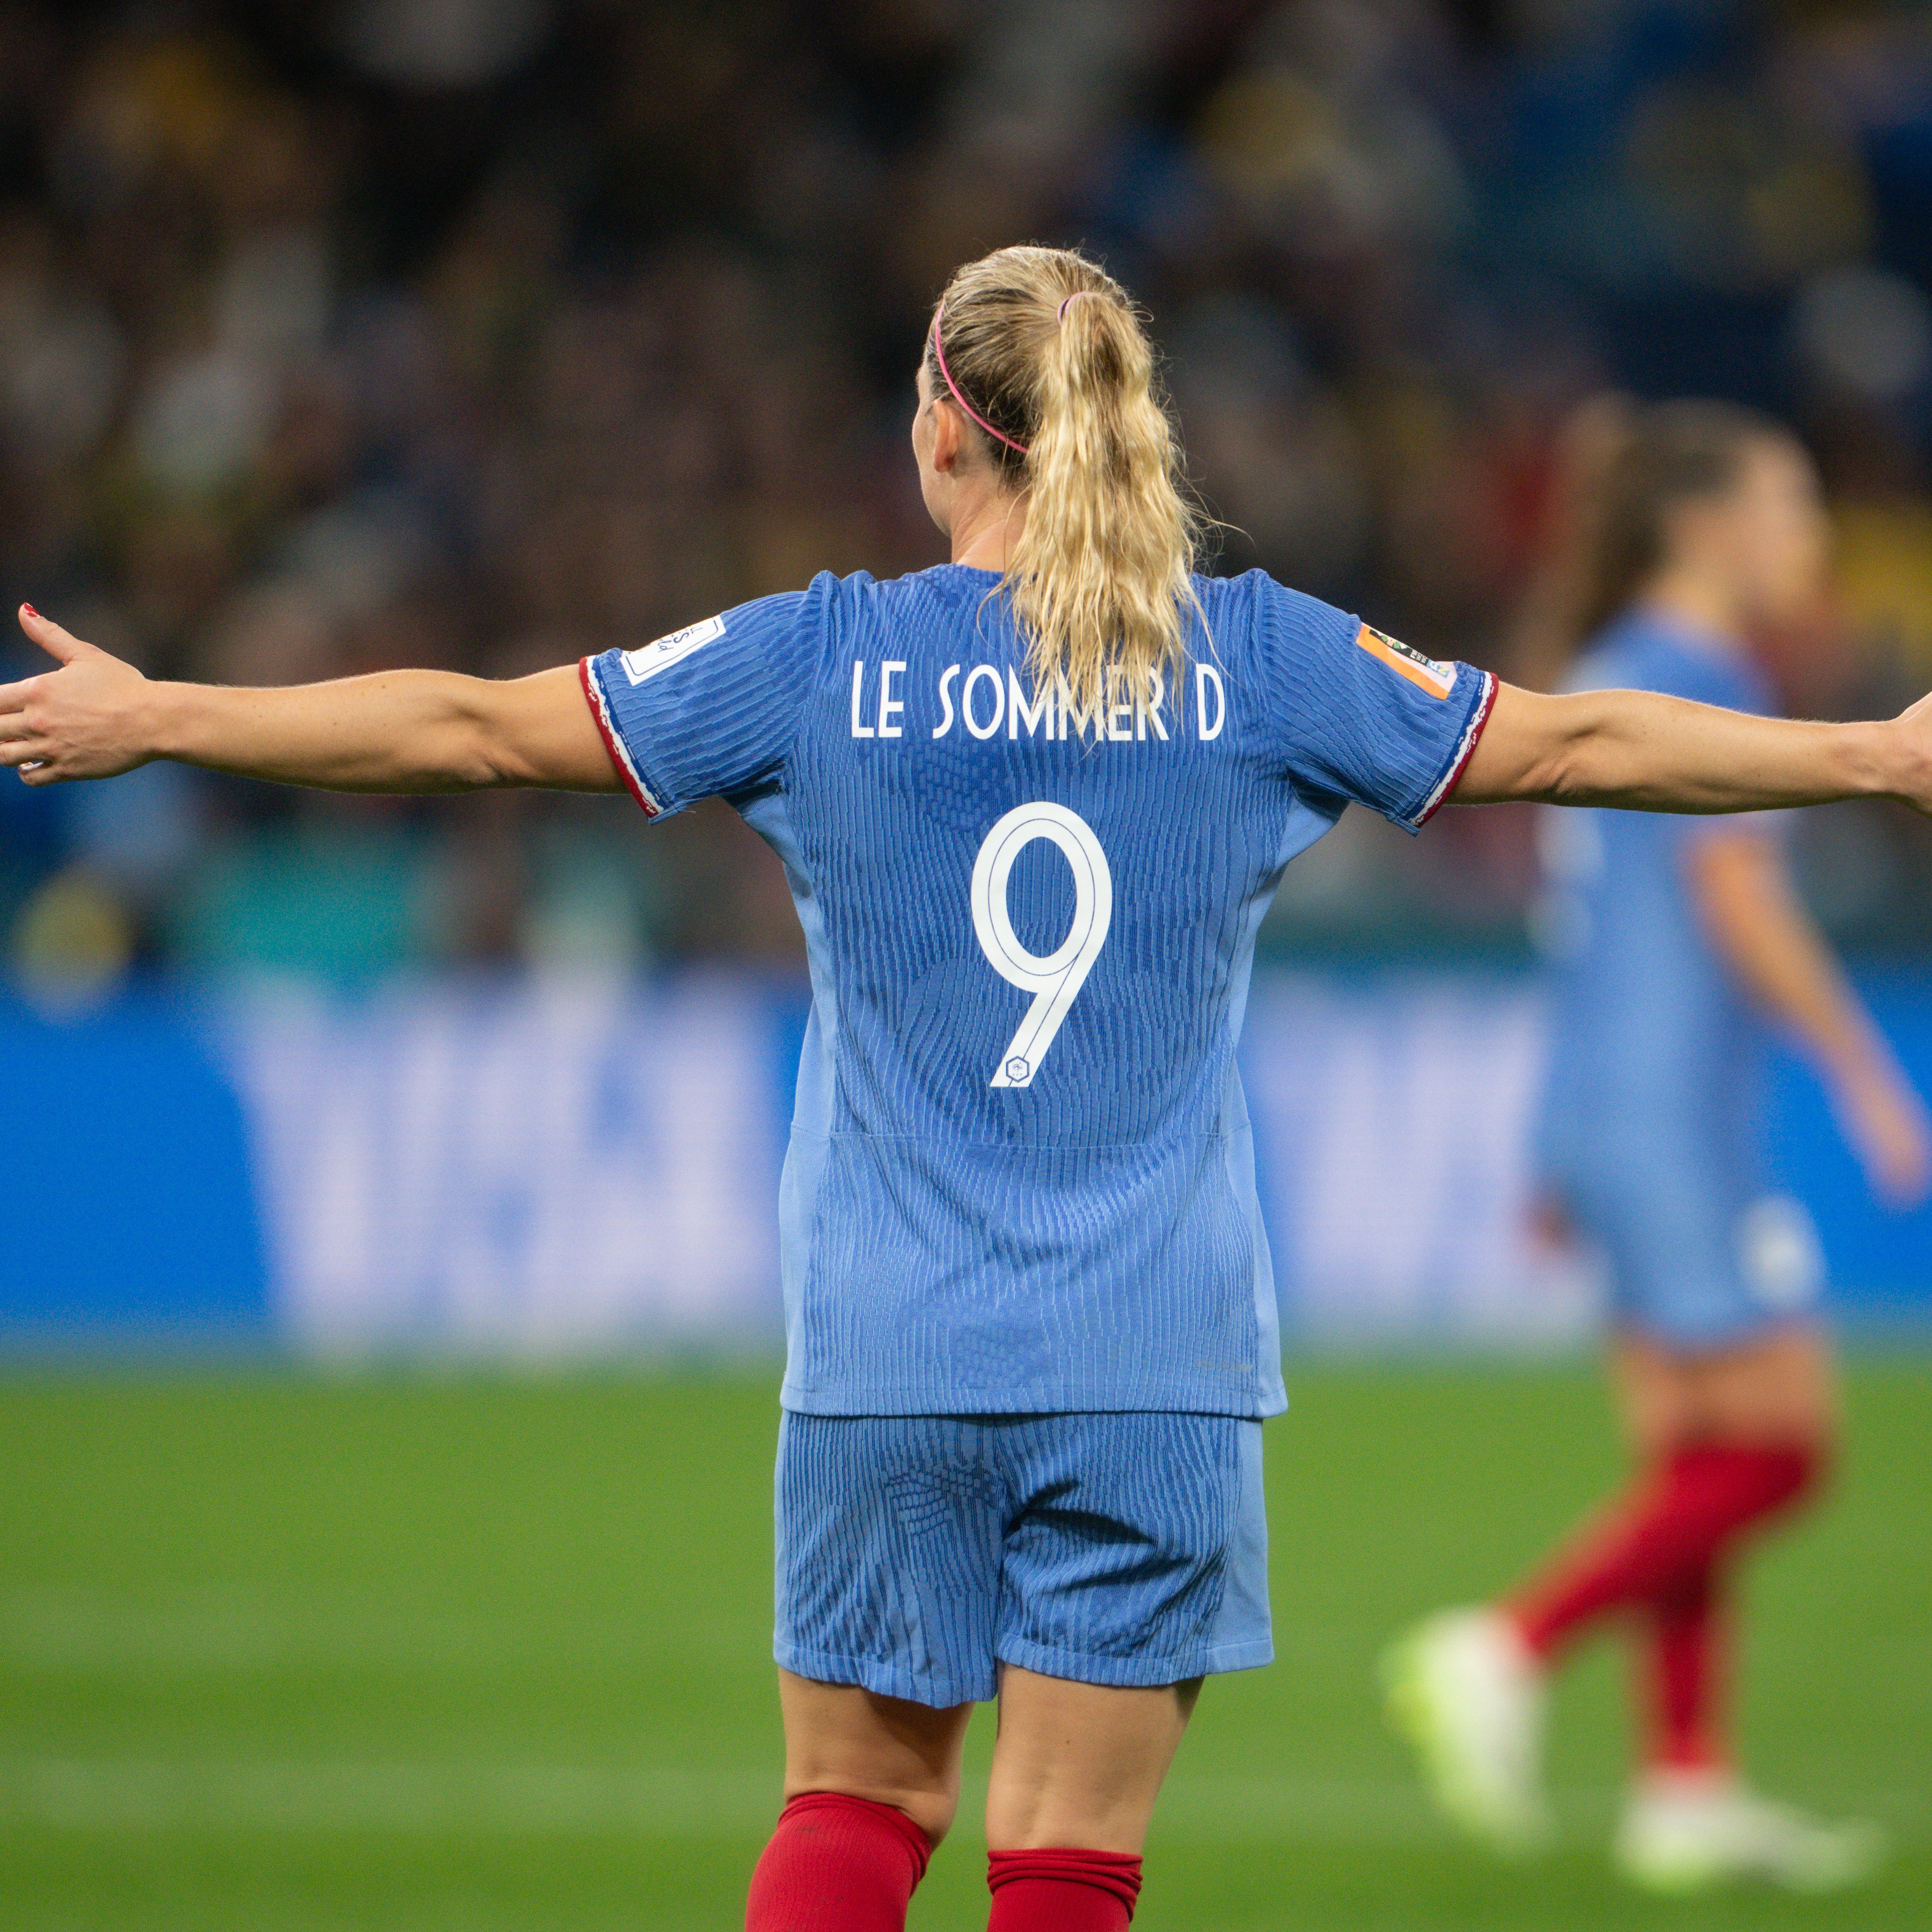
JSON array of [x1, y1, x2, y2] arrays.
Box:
[[774, 1411, 1272, 1707], [1554, 1155, 1824, 1352]]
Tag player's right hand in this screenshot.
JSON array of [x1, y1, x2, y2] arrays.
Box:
[[0, 604, 152, 785]]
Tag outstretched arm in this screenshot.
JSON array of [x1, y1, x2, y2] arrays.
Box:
[[0, 606, 621, 793], [1455, 680, 1932, 814]]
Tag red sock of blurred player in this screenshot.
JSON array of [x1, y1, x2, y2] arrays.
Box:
[[987, 1848, 1144, 1930], [1648, 1569, 1725, 1771], [1507, 1443, 1817, 1671], [745, 1792, 931, 1932]]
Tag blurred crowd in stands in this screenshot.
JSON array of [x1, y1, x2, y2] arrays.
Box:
[[4, 0, 1932, 1000]]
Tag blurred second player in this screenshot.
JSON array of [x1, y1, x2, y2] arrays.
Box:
[[1386, 399, 1932, 1894]]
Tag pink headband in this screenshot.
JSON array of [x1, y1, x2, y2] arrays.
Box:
[[1058, 290, 1099, 321], [930, 302, 1029, 456]]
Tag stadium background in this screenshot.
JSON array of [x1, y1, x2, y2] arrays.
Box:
[[1, 2, 1928, 1927]]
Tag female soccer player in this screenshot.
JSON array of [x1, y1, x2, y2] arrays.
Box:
[[1386, 400, 1930, 1893], [7, 253, 1932, 1931]]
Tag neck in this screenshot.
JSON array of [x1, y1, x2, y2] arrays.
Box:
[[1636, 566, 1746, 650], [947, 486, 1028, 571]]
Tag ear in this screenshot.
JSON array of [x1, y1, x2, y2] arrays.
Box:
[[929, 397, 963, 475]]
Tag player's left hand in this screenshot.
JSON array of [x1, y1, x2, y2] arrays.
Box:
[[0, 604, 153, 785]]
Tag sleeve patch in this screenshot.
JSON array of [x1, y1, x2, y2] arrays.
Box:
[[621, 612, 726, 685], [1356, 623, 1457, 699]]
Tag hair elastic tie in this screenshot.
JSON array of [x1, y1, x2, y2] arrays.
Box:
[[931, 302, 1029, 457], [1058, 290, 1100, 322]]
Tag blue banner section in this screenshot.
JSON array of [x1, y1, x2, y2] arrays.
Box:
[[0, 993, 267, 1334], [3, 971, 1927, 1347]]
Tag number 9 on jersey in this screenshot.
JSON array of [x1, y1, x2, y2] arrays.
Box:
[[970, 802, 1113, 1089]]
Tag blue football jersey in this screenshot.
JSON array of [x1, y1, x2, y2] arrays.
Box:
[[585, 565, 1494, 1417], [1535, 609, 1780, 1196]]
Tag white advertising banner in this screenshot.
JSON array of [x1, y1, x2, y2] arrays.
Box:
[[223, 977, 785, 1349], [219, 972, 1596, 1352]]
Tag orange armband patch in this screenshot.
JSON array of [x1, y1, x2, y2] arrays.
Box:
[[1356, 623, 1457, 699]]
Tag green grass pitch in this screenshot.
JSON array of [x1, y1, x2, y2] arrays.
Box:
[[0, 1361, 1924, 1930]]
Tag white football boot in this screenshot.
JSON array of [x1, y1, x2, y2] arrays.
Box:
[[1615, 1768, 1887, 1893], [1382, 1608, 1553, 1854]]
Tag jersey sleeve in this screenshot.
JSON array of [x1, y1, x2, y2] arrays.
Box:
[[1254, 578, 1496, 831], [579, 579, 830, 818]]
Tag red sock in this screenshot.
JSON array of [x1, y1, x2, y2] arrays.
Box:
[[1648, 1569, 1726, 1772], [1508, 1443, 1817, 1660], [987, 1848, 1144, 1930], [745, 1792, 931, 1932]]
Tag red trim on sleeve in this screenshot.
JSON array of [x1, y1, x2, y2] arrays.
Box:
[[578, 656, 660, 817], [1416, 670, 1497, 825]]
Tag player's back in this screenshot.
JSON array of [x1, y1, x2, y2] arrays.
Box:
[[771, 565, 1283, 1150], [584, 563, 1493, 1418]]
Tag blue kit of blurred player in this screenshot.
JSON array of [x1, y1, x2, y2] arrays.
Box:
[[1538, 609, 1821, 1346]]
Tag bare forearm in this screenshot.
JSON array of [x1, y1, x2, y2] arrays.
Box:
[[1541, 690, 1895, 811], [1459, 683, 1913, 813], [147, 671, 509, 792], [1, 608, 620, 792]]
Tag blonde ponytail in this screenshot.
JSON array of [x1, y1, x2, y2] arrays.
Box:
[[924, 247, 1204, 723]]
